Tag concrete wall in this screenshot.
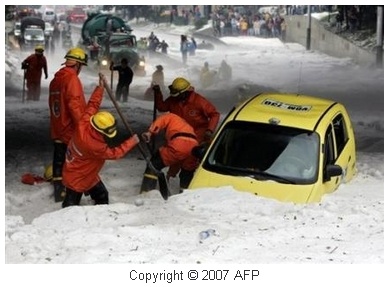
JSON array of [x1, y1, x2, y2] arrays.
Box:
[[284, 15, 376, 67]]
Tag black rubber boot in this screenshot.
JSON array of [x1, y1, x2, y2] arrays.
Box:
[[89, 181, 109, 205], [62, 188, 82, 208], [179, 169, 195, 193], [52, 141, 67, 202], [140, 166, 158, 193], [53, 180, 66, 202], [139, 152, 165, 194]]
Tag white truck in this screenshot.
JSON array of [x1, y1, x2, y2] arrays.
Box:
[[20, 16, 45, 50]]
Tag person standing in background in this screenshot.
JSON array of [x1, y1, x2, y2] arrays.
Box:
[[159, 40, 169, 54], [110, 58, 134, 103], [180, 34, 188, 65], [21, 45, 48, 101], [152, 65, 165, 89], [144, 65, 165, 100]]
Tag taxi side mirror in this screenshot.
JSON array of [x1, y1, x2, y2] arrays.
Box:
[[324, 164, 343, 182]]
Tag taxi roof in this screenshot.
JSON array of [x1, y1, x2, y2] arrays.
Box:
[[231, 93, 338, 131]]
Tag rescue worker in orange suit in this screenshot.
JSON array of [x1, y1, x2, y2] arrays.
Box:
[[49, 47, 89, 202], [62, 75, 140, 208], [140, 113, 199, 193], [153, 77, 220, 182], [154, 77, 220, 145], [21, 45, 48, 101]]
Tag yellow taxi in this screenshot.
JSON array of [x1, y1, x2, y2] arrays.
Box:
[[188, 93, 357, 203]]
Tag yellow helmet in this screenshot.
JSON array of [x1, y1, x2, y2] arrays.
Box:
[[43, 164, 53, 181], [64, 47, 88, 66], [169, 77, 191, 97], [90, 111, 117, 138], [35, 45, 44, 52]]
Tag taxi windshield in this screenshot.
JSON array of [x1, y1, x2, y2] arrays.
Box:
[[204, 121, 320, 184]]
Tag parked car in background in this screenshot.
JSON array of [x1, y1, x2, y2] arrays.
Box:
[[189, 93, 357, 203], [16, 6, 36, 20], [42, 8, 56, 23], [44, 22, 54, 37], [67, 7, 87, 23]]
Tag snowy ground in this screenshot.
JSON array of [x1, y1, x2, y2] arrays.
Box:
[[2, 15, 386, 287]]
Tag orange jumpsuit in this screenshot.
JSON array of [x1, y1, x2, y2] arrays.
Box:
[[62, 86, 138, 192], [23, 53, 48, 101], [148, 113, 199, 173], [155, 88, 220, 143], [49, 66, 87, 145]]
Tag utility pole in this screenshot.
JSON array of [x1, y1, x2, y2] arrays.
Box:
[[306, 5, 311, 50], [376, 6, 384, 68]]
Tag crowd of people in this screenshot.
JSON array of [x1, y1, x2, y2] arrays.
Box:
[[138, 30, 229, 89], [211, 7, 287, 40], [138, 31, 170, 55]]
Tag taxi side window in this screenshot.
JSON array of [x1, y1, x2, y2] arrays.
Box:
[[332, 114, 348, 157], [324, 125, 336, 168]]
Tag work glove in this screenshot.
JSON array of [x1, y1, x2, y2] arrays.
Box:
[[45, 74, 48, 79], [192, 143, 209, 160], [142, 132, 151, 143], [131, 134, 140, 144], [203, 129, 213, 142], [21, 173, 45, 185], [21, 62, 28, 69], [109, 61, 114, 70]]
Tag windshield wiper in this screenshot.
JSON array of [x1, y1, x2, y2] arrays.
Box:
[[248, 170, 296, 184], [213, 165, 296, 184]]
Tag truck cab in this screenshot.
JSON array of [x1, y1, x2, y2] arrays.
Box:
[[80, 13, 146, 76], [23, 26, 45, 49], [20, 16, 45, 50]]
